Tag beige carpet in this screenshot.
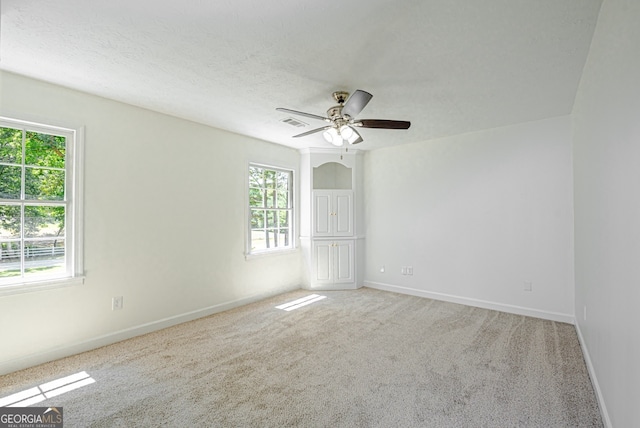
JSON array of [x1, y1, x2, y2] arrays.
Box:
[[0, 288, 602, 427]]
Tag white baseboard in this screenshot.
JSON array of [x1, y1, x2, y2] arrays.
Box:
[[0, 284, 300, 376], [575, 321, 612, 428], [364, 281, 575, 324]]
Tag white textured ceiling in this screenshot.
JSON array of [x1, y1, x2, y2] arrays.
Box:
[[0, 0, 602, 150]]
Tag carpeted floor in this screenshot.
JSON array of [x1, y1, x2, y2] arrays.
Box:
[[0, 288, 602, 427]]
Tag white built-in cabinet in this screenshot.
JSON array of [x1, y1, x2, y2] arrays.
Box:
[[300, 149, 364, 290], [313, 240, 354, 284], [313, 191, 353, 236]]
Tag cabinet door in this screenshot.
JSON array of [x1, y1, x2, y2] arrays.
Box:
[[313, 192, 332, 236], [313, 241, 333, 283], [333, 192, 353, 236], [334, 240, 354, 283]]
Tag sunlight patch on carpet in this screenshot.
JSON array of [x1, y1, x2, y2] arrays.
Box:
[[0, 371, 95, 407], [275, 294, 326, 311]]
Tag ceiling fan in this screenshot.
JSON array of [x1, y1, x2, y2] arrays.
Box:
[[277, 90, 411, 146]]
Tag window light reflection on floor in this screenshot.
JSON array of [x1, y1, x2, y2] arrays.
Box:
[[0, 371, 96, 407], [276, 294, 327, 311]]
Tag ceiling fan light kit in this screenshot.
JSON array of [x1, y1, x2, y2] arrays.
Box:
[[339, 125, 354, 140], [277, 90, 410, 147], [323, 127, 344, 146]]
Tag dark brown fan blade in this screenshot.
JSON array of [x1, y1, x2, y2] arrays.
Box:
[[342, 90, 373, 118], [276, 108, 330, 122], [357, 119, 411, 129], [292, 126, 332, 138]]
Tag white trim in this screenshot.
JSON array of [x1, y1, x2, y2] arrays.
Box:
[[245, 162, 296, 257], [244, 247, 299, 261], [72, 126, 85, 277], [575, 321, 612, 428], [0, 116, 75, 135], [299, 147, 362, 155], [0, 284, 301, 375], [364, 281, 575, 324], [0, 117, 85, 291], [0, 276, 84, 297]]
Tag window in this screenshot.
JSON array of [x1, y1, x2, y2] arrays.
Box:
[[248, 164, 293, 254], [0, 117, 83, 292]]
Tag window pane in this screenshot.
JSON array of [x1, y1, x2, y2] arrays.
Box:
[[24, 206, 65, 238], [249, 188, 264, 208], [248, 164, 293, 254], [251, 230, 266, 251], [0, 205, 21, 239], [266, 210, 277, 228], [250, 210, 264, 229], [278, 210, 289, 228], [0, 165, 22, 199], [24, 167, 65, 200], [0, 118, 77, 287], [0, 127, 23, 164], [0, 241, 21, 279], [276, 190, 289, 209], [25, 132, 66, 168], [265, 229, 278, 248], [278, 228, 290, 246], [249, 167, 263, 188], [276, 171, 289, 191], [24, 239, 65, 278], [263, 229, 289, 248], [266, 189, 277, 208], [265, 170, 277, 189]]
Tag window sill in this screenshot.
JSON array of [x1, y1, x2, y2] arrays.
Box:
[[245, 247, 299, 261], [0, 276, 85, 297]]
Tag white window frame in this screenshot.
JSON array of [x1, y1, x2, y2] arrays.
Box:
[[0, 116, 84, 295], [247, 163, 295, 257]]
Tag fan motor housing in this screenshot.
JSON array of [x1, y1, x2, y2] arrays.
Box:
[[332, 91, 349, 104], [327, 105, 343, 119]]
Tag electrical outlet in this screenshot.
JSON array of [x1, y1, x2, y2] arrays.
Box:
[[112, 296, 124, 311], [380, 265, 385, 273], [407, 266, 413, 276], [401, 267, 407, 275], [524, 281, 532, 292]]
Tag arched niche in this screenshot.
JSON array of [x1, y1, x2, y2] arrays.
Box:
[[313, 162, 352, 189]]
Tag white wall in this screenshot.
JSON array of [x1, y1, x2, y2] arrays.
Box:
[[364, 116, 575, 322], [0, 71, 302, 374], [572, 0, 640, 426]]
